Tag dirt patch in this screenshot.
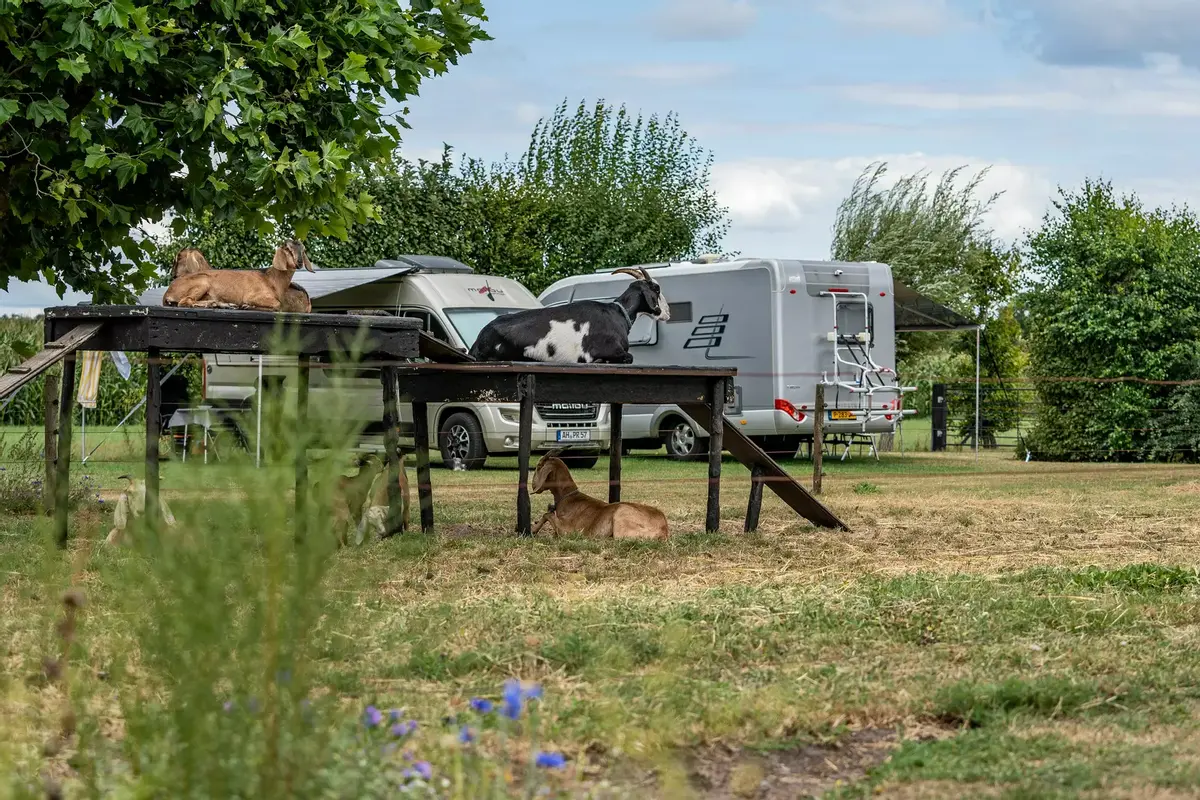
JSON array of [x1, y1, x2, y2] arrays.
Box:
[[684, 728, 905, 799]]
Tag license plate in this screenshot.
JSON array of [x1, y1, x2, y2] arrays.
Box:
[[829, 410, 856, 421], [555, 430, 591, 442]]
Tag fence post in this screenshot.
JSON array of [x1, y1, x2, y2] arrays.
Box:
[[43, 368, 60, 515], [813, 384, 824, 495], [931, 383, 947, 452]]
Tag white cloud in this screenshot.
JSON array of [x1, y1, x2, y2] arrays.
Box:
[[650, 0, 757, 42], [821, 0, 956, 36], [711, 153, 1056, 257], [614, 62, 737, 85], [836, 63, 1200, 117], [991, 0, 1200, 68], [515, 102, 544, 126]]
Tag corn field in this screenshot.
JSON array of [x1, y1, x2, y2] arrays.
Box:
[[0, 316, 198, 426]]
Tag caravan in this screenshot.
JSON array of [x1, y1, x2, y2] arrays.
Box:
[[539, 257, 915, 459]]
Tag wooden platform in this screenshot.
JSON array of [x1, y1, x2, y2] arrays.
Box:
[[43, 306, 422, 547], [392, 362, 848, 535]]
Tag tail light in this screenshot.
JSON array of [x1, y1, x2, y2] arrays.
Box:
[[775, 398, 806, 423]]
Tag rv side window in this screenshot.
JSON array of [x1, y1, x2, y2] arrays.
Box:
[[400, 310, 450, 343], [667, 302, 692, 323], [629, 314, 658, 347]]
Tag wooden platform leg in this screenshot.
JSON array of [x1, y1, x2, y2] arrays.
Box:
[[294, 356, 310, 542], [412, 401, 434, 534], [516, 374, 535, 536], [54, 355, 76, 548], [705, 378, 725, 534], [144, 348, 162, 530], [381, 366, 403, 537], [609, 403, 623, 503], [744, 464, 765, 533]]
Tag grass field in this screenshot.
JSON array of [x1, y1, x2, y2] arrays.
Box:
[[2, 423, 1199, 798]]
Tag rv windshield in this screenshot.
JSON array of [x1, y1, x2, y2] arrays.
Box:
[[444, 307, 524, 348]]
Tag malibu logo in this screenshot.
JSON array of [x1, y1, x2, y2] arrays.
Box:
[[467, 281, 505, 301], [544, 403, 592, 410]]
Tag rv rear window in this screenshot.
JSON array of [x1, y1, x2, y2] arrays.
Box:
[[667, 302, 692, 323]]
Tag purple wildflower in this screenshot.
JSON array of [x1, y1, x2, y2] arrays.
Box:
[[458, 725, 475, 744], [502, 679, 523, 719], [391, 720, 417, 738], [364, 705, 383, 729], [402, 761, 433, 781], [389, 708, 404, 722], [469, 697, 494, 714], [222, 700, 234, 712], [535, 751, 567, 769]]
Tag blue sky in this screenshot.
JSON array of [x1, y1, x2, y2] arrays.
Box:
[[6, 0, 1199, 312]]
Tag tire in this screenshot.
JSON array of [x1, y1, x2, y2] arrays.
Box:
[[438, 412, 488, 470], [561, 451, 600, 469], [662, 417, 707, 461]]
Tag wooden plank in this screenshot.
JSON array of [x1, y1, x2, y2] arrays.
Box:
[[705, 379, 724, 533], [419, 331, 472, 363], [679, 401, 849, 531], [144, 348, 162, 530], [54, 354, 76, 548], [0, 322, 102, 399], [392, 361, 735, 379], [516, 374, 535, 536], [609, 403, 623, 503], [411, 401, 434, 533], [381, 366, 404, 537]]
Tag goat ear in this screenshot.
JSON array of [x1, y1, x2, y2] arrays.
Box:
[[531, 464, 547, 493], [545, 448, 565, 459]]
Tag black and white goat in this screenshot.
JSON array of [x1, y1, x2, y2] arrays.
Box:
[[468, 268, 669, 364]]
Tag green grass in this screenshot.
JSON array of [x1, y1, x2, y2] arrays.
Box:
[[3, 422, 1200, 798]]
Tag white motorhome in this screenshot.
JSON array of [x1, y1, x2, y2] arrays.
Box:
[[539, 257, 918, 459], [139, 256, 611, 469]]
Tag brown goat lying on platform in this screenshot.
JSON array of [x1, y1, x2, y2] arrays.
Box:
[[530, 450, 668, 540], [162, 240, 314, 311], [170, 246, 310, 312], [330, 452, 410, 546]]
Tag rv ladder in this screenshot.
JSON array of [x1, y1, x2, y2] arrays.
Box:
[[0, 323, 104, 400]]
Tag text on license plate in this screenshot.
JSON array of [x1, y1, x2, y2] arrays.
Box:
[[829, 410, 856, 421], [555, 430, 592, 442]]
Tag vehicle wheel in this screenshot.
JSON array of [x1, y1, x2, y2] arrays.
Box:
[[439, 412, 488, 470], [561, 451, 600, 469], [662, 417, 707, 461]]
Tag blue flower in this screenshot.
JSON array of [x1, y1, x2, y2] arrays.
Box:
[[364, 705, 383, 728], [535, 751, 567, 769], [469, 697, 494, 714], [391, 720, 417, 737], [389, 708, 404, 722], [525, 683, 544, 700], [501, 679, 543, 720], [402, 761, 433, 781], [458, 725, 475, 744]]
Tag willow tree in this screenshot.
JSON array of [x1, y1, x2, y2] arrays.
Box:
[[0, 0, 490, 299]]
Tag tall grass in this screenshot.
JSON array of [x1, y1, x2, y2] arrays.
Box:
[[9, 325, 577, 799]]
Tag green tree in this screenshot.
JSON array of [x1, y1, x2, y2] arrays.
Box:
[[831, 162, 1027, 443], [0, 0, 490, 300], [1024, 180, 1200, 461]]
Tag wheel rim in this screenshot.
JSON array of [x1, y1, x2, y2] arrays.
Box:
[[670, 423, 695, 455], [446, 424, 471, 461]]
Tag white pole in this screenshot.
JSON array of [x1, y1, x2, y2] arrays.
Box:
[[975, 325, 981, 464], [256, 356, 263, 469]]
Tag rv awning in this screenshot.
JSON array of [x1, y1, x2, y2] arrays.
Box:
[[892, 281, 979, 332]]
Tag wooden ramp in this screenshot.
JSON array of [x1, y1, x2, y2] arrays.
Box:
[[0, 323, 103, 400], [418, 331, 473, 363], [680, 402, 849, 531]]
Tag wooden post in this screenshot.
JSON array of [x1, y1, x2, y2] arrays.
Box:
[[744, 464, 765, 533], [411, 401, 434, 534], [516, 374, 535, 536], [43, 367, 59, 516], [54, 356, 76, 547], [608, 403, 623, 503], [705, 378, 725, 533], [813, 384, 824, 495], [144, 348, 162, 530], [294, 356, 311, 541], [381, 366, 403, 537]]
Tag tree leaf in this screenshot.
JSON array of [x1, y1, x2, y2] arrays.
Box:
[[57, 55, 91, 82], [0, 98, 19, 125]]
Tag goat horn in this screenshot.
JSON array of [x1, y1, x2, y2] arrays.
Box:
[[611, 268, 645, 281]]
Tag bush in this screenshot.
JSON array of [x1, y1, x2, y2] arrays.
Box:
[[1024, 180, 1200, 461]]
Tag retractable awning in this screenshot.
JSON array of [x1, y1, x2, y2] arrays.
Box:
[[892, 281, 979, 332]]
